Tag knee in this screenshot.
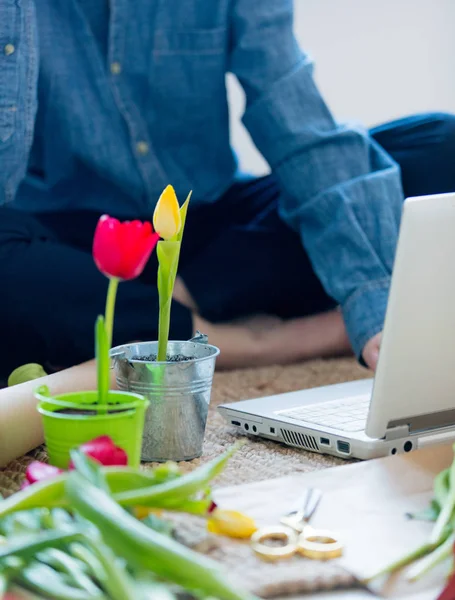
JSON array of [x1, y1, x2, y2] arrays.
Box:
[[425, 112, 455, 153], [0, 207, 41, 245]]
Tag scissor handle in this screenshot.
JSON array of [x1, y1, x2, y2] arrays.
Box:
[[297, 527, 343, 560], [280, 488, 323, 532], [250, 526, 298, 561], [301, 488, 322, 521], [283, 488, 323, 527]]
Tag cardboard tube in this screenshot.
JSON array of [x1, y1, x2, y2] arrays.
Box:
[[0, 360, 117, 467]]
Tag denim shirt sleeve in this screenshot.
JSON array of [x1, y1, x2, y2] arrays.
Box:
[[228, 0, 403, 359], [0, 0, 38, 204]]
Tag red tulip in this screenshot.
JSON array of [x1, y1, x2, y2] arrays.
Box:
[[437, 550, 455, 600], [438, 574, 455, 600], [25, 461, 63, 485], [71, 435, 128, 467], [93, 216, 159, 280]]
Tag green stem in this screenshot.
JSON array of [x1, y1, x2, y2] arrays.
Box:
[[407, 532, 455, 582], [157, 298, 172, 362], [104, 278, 119, 349], [0, 529, 85, 562], [84, 539, 137, 600], [362, 540, 442, 583], [69, 542, 108, 585], [114, 444, 240, 508], [66, 473, 256, 600], [0, 466, 183, 520], [96, 316, 109, 408], [37, 548, 101, 595], [16, 562, 102, 600]]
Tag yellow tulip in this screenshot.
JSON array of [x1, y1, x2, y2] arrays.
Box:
[[153, 185, 182, 240], [207, 509, 258, 539]]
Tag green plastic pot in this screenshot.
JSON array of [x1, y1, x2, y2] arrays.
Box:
[[36, 387, 149, 469]]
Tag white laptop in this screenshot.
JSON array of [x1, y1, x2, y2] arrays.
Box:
[[218, 192, 455, 460]]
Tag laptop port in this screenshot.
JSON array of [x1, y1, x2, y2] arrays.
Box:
[[244, 423, 249, 431], [320, 437, 331, 446], [252, 425, 257, 433], [270, 427, 276, 434], [231, 421, 241, 427], [337, 440, 351, 455]]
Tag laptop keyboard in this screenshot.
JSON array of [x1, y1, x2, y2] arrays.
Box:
[[276, 395, 370, 432]]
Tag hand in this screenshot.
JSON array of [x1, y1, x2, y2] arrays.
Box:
[[174, 277, 353, 369], [193, 311, 352, 370], [362, 332, 382, 371]]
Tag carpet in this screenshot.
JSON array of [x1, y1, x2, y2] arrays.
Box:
[[0, 357, 368, 494]]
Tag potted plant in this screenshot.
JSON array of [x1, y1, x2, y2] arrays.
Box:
[[111, 185, 220, 463], [35, 216, 157, 468]]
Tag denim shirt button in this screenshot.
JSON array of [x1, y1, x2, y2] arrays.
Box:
[[4, 44, 15, 56], [110, 62, 121, 75], [136, 141, 149, 155]]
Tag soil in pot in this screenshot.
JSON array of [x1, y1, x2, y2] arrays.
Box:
[[130, 354, 196, 362], [57, 407, 129, 416]]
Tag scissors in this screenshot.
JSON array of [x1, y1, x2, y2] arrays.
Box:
[[250, 488, 343, 562]]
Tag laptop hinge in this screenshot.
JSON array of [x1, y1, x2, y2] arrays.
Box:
[[384, 425, 410, 441], [387, 407, 455, 435]]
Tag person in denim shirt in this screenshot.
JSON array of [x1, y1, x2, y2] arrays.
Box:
[[0, 0, 454, 378]]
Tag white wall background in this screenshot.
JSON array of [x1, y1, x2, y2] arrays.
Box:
[[228, 0, 455, 175]]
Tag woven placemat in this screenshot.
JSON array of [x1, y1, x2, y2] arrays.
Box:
[[0, 357, 367, 494], [172, 512, 361, 598]]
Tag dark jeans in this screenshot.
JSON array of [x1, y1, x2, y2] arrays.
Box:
[[1, 113, 455, 378]]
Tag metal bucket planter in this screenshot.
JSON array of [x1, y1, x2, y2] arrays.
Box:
[[110, 336, 219, 462]]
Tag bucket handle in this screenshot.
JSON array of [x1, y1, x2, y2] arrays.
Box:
[[188, 331, 208, 345]]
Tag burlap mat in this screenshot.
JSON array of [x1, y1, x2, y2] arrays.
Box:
[[1, 357, 367, 494], [0, 357, 369, 597], [172, 512, 359, 598]]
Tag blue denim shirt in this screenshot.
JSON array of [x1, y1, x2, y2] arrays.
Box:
[[0, 0, 403, 358]]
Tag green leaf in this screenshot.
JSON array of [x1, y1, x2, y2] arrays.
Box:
[[172, 191, 192, 243], [133, 576, 178, 600], [363, 537, 443, 583], [407, 531, 455, 582], [434, 468, 451, 511], [83, 539, 137, 600], [0, 528, 85, 562], [66, 473, 253, 600], [47, 508, 76, 531], [0, 509, 46, 537], [69, 542, 107, 586], [0, 571, 8, 597], [160, 497, 212, 515], [16, 561, 103, 600], [36, 547, 102, 596], [70, 450, 110, 494], [95, 315, 109, 406], [114, 443, 241, 509], [430, 444, 455, 543]]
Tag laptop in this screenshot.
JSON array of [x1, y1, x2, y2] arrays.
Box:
[[218, 192, 455, 460]]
